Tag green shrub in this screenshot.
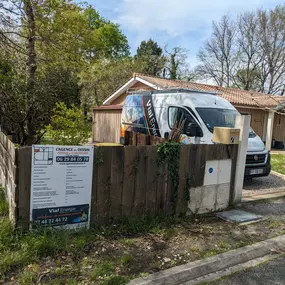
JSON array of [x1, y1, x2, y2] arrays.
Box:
[[45, 102, 91, 145]]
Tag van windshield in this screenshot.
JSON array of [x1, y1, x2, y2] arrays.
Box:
[[196, 108, 237, 133], [196, 107, 256, 138]]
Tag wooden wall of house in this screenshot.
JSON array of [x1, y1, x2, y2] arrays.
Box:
[[236, 107, 267, 138], [93, 109, 122, 143], [272, 113, 285, 143], [112, 81, 155, 105]]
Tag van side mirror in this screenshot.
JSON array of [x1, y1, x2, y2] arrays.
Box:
[[186, 122, 203, 137]]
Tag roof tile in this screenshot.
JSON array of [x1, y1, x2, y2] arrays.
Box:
[[135, 73, 285, 108]]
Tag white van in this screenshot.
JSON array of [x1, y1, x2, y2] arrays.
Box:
[[120, 89, 271, 178]]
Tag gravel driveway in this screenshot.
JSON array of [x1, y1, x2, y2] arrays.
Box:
[[243, 172, 285, 197]]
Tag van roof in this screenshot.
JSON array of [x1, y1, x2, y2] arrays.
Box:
[[128, 88, 218, 96]]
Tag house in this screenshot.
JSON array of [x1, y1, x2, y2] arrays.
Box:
[[93, 73, 285, 149]]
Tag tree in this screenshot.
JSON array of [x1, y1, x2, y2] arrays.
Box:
[[45, 102, 91, 145], [135, 39, 166, 76], [35, 2, 130, 68], [0, 0, 38, 144], [234, 12, 262, 90], [0, 0, 130, 144], [234, 68, 262, 90], [80, 58, 145, 107], [257, 5, 285, 94], [196, 15, 237, 87], [164, 46, 190, 80], [196, 5, 285, 94]]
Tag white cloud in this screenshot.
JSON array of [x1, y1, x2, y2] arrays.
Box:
[[116, 0, 280, 43]]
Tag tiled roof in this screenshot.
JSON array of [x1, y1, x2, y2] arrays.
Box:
[[134, 73, 285, 108], [93, 104, 123, 111]]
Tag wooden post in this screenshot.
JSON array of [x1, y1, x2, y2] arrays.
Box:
[[266, 110, 275, 151], [232, 115, 250, 205], [16, 147, 32, 230]]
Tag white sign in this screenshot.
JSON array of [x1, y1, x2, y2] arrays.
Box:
[[30, 145, 94, 230]]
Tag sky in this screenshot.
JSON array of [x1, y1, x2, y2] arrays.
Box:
[[90, 0, 282, 68]]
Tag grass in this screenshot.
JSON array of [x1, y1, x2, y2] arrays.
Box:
[[268, 220, 282, 229], [90, 261, 115, 280], [18, 264, 39, 285], [0, 187, 198, 283], [271, 154, 285, 175], [120, 253, 134, 265], [1, 187, 285, 284], [0, 188, 9, 216], [119, 238, 135, 246]]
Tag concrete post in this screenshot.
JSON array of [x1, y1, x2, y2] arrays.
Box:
[[265, 110, 275, 150], [232, 115, 251, 204]]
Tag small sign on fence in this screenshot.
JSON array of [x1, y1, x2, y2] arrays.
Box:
[[30, 145, 94, 230]]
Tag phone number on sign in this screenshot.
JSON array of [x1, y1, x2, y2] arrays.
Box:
[[35, 217, 68, 225], [56, 156, 89, 162]]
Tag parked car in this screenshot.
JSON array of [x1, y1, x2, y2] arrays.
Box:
[[120, 89, 271, 178]]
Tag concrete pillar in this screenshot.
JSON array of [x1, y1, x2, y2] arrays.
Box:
[[266, 110, 275, 150], [232, 115, 251, 204]]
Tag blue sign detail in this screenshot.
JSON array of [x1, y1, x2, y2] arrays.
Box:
[[209, 167, 214, 174]]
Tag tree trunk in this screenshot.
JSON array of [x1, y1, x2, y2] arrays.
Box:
[[23, 0, 37, 145]]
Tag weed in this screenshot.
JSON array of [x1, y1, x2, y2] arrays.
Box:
[[269, 220, 282, 229], [55, 266, 70, 276], [55, 259, 61, 267], [0, 188, 8, 216], [201, 248, 226, 258], [150, 260, 161, 271], [91, 261, 115, 281], [121, 253, 134, 266], [45, 279, 77, 285], [189, 246, 200, 254], [18, 264, 39, 285], [218, 241, 228, 249], [140, 272, 149, 278], [157, 141, 181, 202], [119, 238, 135, 246], [102, 275, 129, 285]]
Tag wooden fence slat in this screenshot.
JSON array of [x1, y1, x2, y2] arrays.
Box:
[[145, 146, 157, 214], [17, 147, 32, 229], [165, 167, 175, 215], [96, 147, 112, 224], [90, 149, 98, 225], [133, 146, 147, 216], [122, 146, 137, 217], [156, 163, 166, 214], [109, 146, 124, 221], [129, 132, 137, 146], [206, 144, 230, 160], [137, 133, 150, 146], [176, 145, 190, 215], [191, 144, 207, 187], [229, 144, 239, 205]]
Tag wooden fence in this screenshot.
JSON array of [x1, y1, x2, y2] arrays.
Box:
[[93, 105, 122, 143], [0, 133, 17, 223], [15, 143, 238, 228]]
